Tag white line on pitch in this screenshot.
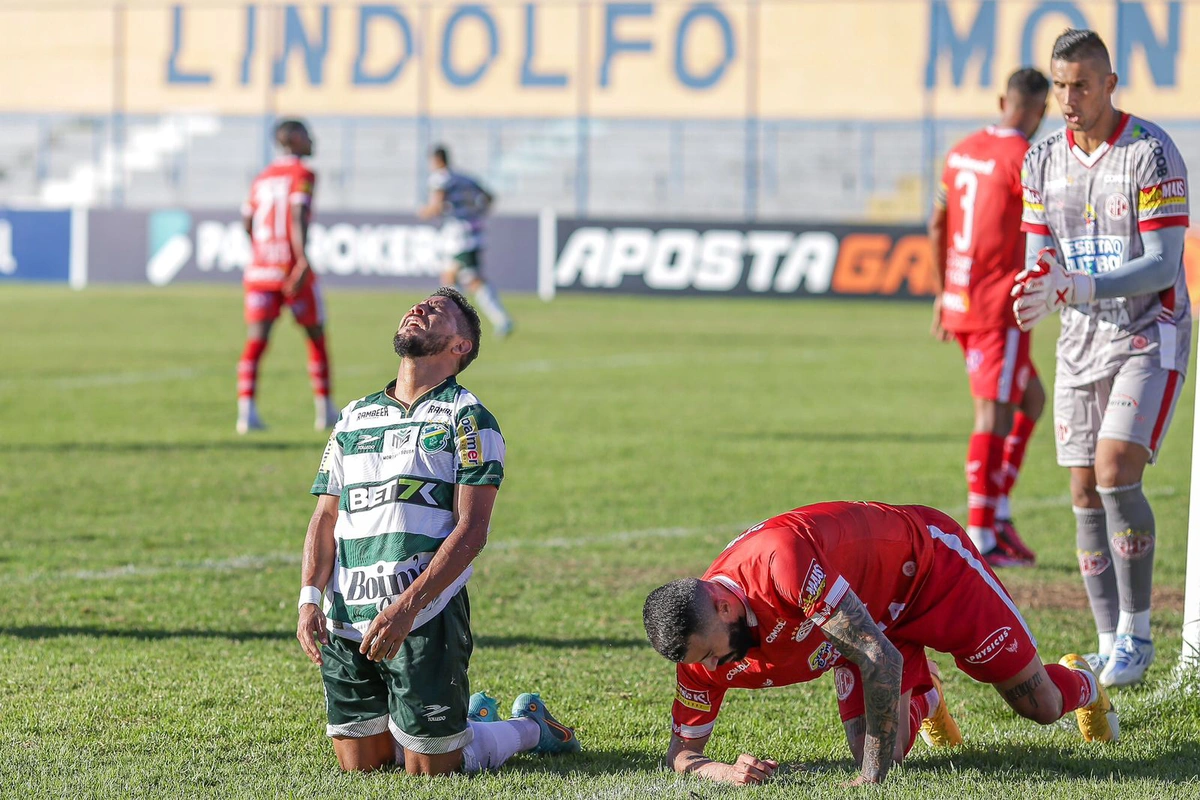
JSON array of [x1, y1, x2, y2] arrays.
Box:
[[10, 485, 1179, 585]]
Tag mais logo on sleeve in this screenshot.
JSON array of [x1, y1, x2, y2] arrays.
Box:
[[800, 560, 827, 614], [675, 686, 711, 712], [1139, 179, 1188, 213]]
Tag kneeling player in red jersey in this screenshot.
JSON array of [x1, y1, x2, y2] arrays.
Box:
[[643, 502, 1117, 787], [929, 68, 1051, 567]]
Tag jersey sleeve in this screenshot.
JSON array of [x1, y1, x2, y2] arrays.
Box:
[[671, 665, 727, 741], [1136, 134, 1189, 231], [311, 412, 346, 496], [290, 167, 315, 207], [428, 169, 450, 192], [454, 403, 504, 486], [933, 160, 950, 210], [769, 534, 850, 627], [1019, 152, 1050, 236]]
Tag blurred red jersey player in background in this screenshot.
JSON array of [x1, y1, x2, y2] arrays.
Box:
[[929, 69, 1050, 567], [237, 119, 336, 434]]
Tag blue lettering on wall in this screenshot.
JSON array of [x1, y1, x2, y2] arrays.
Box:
[[354, 5, 414, 85], [442, 5, 500, 87], [240, 5, 257, 86], [925, 0, 995, 88], [273, 4, 331, 87], [1019, 2, 1089, 68], [675, 3, 735, 90], [600, 3, 654, 88], [167, 5, 213, 85], [521, 2, 568, 87], [1117, 1, 1180, 87]]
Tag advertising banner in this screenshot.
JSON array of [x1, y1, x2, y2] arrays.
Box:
[[87, 208, 538, 292], [0, 209, 72, 284], [551, 217, 937, 299]]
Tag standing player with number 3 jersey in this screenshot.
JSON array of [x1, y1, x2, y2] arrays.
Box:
[[1013, 30, 1191, 687], [929, 68, 1050, 568], [237, 119, 337, 435]]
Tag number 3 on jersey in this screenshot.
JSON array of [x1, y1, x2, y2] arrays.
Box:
[[952, 169, 978, 253]]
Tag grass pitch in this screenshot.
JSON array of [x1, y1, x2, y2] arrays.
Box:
[[2, 285, 1200, 799]]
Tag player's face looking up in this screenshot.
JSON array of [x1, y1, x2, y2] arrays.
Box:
[[1051, 58, 1117, 134], [392, 296, 465, 358]]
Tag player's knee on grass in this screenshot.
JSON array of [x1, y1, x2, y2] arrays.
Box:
[[332, 732, 396, 772], [404, 748, 464, 776]]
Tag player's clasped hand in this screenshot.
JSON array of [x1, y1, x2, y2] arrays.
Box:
[[360, 603, 416, 662], [1010, 247, 1096, 332], [296, 604, 329, 666], [728, 754, 778, 785]]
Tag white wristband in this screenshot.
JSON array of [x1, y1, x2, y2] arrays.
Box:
[[298, 585, 323, 610]]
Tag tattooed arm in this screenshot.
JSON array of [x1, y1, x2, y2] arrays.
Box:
[[818, 590, 903, 785]]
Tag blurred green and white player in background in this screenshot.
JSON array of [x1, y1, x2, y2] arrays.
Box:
[[420, 145, 514, 337], [296, 288, 578, 773]]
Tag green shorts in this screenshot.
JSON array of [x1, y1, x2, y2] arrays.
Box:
[[319, 588, 473, 754], [450, 250, 482, 281]]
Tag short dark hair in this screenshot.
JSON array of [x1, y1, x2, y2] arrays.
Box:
[[1052, 29, 1111, 68], [643, 578, 711, 663], [432, 286, 481, 373], [432, 145, 450, 166], [275, 119, 308, 141], [1006, 67, 1049, 99]]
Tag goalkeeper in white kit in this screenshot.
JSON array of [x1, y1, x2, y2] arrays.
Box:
[[1012, 29, 1190, 687]]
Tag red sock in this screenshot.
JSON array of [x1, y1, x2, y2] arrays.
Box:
[[306, 336, 330, 398], [1045, 663, 1095, 714], [904, 692, 932, 757], [999, 412, 1036, 499], [966, 433, 1005, 532], [238, 338, 268, 399]]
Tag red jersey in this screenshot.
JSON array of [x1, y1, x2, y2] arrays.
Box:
[[672, 502, 937, 740], [936, 127, 1029, 332], [241, 156, 316, 291]]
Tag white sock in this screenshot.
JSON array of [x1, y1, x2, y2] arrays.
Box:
[[996, 495, 1011, 521], [473, 283, 511, 327], [238, 397, 256, 419], [1116, 610, 1152, 640], [967, 525, 997, 553], [1098, 630, 1115, 656], [922, 686, 940, 713], [1078, 666, 1099, 707], [460, 719, 540, 772]]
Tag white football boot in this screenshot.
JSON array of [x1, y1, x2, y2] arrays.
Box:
[[1099, 634, 1154, 688], [315, 396, 338, 431]]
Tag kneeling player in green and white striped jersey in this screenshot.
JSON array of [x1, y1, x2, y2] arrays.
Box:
[[296, 287, 579, 774]]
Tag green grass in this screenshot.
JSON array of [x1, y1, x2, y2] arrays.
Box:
[[2, 285, 1200, 799]]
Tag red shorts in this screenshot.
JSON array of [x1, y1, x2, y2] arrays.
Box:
[[836, 507, 1038, 721], [954, 327, 1035, 404], [244, 280, 324, 327]]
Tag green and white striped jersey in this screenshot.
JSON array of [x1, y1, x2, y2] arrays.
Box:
[[311, 376, 504, 642]]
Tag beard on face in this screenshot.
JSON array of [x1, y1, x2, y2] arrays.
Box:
[[723, 617, 758, 664], [393, 328, 453, 359]]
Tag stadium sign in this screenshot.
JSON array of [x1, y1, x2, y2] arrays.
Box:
[[0, 209, 77, 285], [551, 218, 936, 299], [87, 209, 538, 291]]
